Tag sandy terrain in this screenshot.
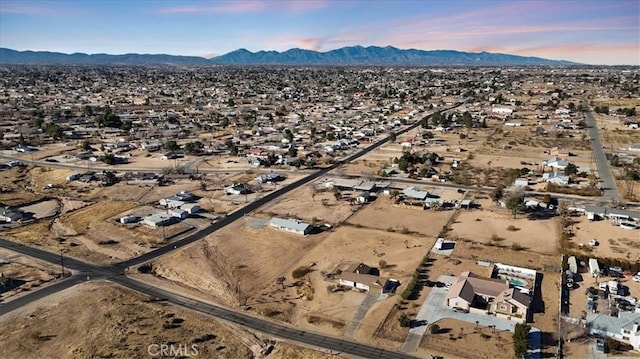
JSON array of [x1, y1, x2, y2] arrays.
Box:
[[418, 318, 515, 359], [450, 206, 561, 255], [0, 282, 334, 359], [0, 247, 59, 303], [258, 183, 358, 224], [347, 195, 454, 236], [569, 216, 640, 261]]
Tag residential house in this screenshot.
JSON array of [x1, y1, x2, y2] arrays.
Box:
[[180, 203, 200, 214], [268, 217, 312, 235], [514, 178, 529, 187], [169, 208, 188, 220], [159, 196, 185, 208], [338, 263, 385, 292], [402, 186, 429, 200], [587, 312, 640, 350], [542, 172, 570, 185], [142, 213, 172, 228], [0, 207, 23, 223], [543, 157, 570, 170], [224, 183, 253, 195], [356, 191, 371, 203], [446, 271, 530, 322], [255, 173, 285, 184]]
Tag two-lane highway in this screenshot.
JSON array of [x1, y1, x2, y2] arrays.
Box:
[[582, 99, 620, 201], [0, 104, 463, 358]]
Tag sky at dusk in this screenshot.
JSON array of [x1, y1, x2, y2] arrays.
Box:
[[1, 0, 638, 65]]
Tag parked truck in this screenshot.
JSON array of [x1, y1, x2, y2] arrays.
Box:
[[589, 258, 600, 278]]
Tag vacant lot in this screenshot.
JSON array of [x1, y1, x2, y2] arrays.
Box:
[[450, 207, 561, 255], [0, 282, 333, 359], [0, 247, 58, 302], [568, 216, 640, 261], [348, 195, 453, 236]]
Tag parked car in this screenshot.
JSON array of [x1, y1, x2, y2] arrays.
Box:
[[609, 266, 623, 273], [589, 239, 599, 246], [609, 271, 624, 278], [633, 275, 640, 282]]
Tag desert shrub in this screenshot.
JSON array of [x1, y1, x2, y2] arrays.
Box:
[[430, 324, 440, 334], [506, 225, 520, 231], [292, 266, 311, 279], [398, 313, 412, 327], [511, 243, 526, 251]]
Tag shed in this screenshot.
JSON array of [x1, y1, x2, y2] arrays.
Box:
[[142, 213, 172, 228]]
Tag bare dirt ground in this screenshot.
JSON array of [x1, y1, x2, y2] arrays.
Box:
[[0, 282, 334, 359], [258, 184, 357, 224], [418, 318, 515, 359], [568, 216, 640, 261], [347, 195, 453, 236], [450, 205, 561, 255], [0, 247, 58, 303]]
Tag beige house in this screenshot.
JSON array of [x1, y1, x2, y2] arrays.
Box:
[[446, 271, 530, 322]]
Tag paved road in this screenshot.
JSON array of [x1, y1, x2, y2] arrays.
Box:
[[114, 276, 420, 359], [582, 99, 620, 201], [0, 104, 464, 356]]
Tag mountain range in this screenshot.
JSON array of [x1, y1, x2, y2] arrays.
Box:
[[0, 46, 578, 66]]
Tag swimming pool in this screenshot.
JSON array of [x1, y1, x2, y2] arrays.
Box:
[[498, 274, 527, 287]]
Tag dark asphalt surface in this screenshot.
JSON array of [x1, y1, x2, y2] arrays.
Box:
[[582, 99, 620, 201], [0, 105, 462, 358]]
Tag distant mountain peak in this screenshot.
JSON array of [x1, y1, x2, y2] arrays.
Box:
[[0, 46, 579, 66]]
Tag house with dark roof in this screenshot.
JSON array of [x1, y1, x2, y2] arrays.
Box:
[[0, 207, 23, 223]]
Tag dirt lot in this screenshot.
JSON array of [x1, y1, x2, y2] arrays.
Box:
[[450, 205, 561, 255], [347, 195, 454, 236], [0, 247, 59, 303], [258, 183, 357, 225], [568, 216, 640, 261], [418, 318, 515, 359], [0, 282, 334, 359]]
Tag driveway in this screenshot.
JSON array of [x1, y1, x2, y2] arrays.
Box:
[[401, 275, 540, 358], [344, 291, 380, 336]]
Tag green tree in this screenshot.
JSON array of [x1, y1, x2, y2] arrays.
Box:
[[102, 171, 117, 186], [81, 140, 92, 151], [506, 194, 525, 219], [513, 323, 531, 358], [564, 163, 578, 176], [491, 185, 504, 203], [101, 153, 116, 165], [398, 314, 412, 328], [287, 145, 298, 158], [461, 111, 473, 127], [164, 140, 179, 152], [389, 131, 397, 142], [44, 122, 64, 140]]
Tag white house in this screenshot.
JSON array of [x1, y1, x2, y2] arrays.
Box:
[[169, 209, 188, 220], [402, 186, 429, 200], [268, 217, 312, 235], [587, 312, 640, 350], [142, 213, 172, 228], [542, 172, 570, 185], [159, 197, 185, 208], [543, 157, 570, 170], [514, 178, 529, 187], [180, 203, 200, 214]]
